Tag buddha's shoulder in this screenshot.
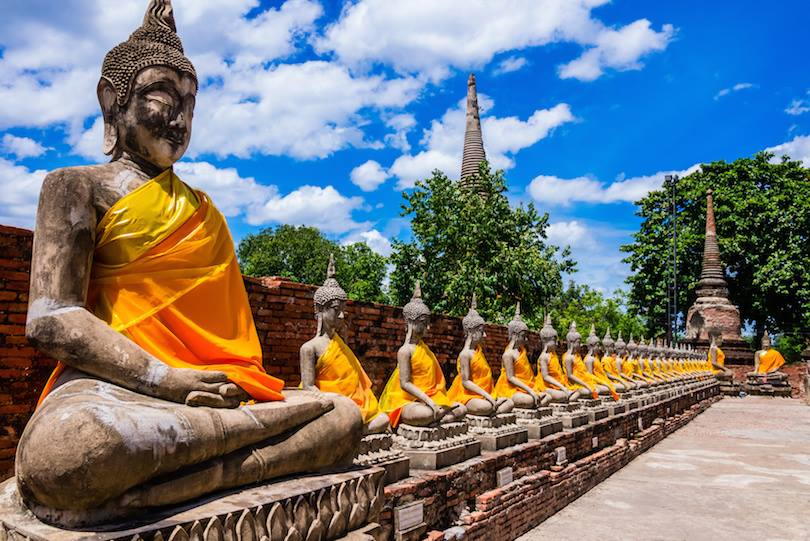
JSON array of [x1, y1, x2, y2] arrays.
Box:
[[42, 163, 127, 188]]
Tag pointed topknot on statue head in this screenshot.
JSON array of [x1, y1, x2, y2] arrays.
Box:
[[507, 301, 529, 336], [566, 321, 581, 344], [602, 326, 615, 350], [403, 281, 431, 321], [614, 330, 625, 351], [314, 254, 347, 307], [462, 293, 486, 333], [539, 313, 558, 342], [586, 323, 600, 348]]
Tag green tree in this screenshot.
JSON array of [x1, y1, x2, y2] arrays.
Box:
[[389, 162, 575, 323], [237, 225, 388, 303], [622, 152, 810, 340], [549, 282, 648, 340]]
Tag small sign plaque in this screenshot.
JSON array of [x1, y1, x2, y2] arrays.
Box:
[[496, 467, 513, 487], [638, 418, 644, 430], [394, 501, 424, 532], [554, 446, 567, 465], [592, 436, 598, 448]]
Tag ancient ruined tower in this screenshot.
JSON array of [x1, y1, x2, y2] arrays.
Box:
[[459, 73, 487, 191], [685, 189, 750, 363]]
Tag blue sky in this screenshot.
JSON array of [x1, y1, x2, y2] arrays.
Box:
[[1, 0, 808, 294]]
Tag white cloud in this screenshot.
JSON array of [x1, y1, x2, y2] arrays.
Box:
[[785, 96, 810, 116], [713, 82, 755, 101], [546, 220, 593, 248], [70, 117, 106, 162], [317, 0, 674, 82], [342, 229, 393, 257], [528, 165, 700, 206], [766, 134, 810, 166], [391, 95, 575, 189], [174, 161, 275, 218], [350, 160, 389, 192], [493, 56, 528, 76], [558, 19, 675, 82], [0, 158, 47, 229], [1, 134, 49, 159], [384, 113, 417, 152]]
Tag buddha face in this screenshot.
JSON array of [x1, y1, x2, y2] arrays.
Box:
[[318, 299, 346, 336], [762, 336, 771, 349], [408, 314, 430, 340], [543, 335, 557, 350], [467, 325, 486, 348], [511, 329, 528, 349], [101, 66, 197, 169]]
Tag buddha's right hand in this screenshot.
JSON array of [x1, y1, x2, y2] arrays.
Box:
[[164, 367, 243, 408], [428, 402, 444, 421]]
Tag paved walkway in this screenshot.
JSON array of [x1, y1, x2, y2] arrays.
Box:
[[520, 397, 810, 541]]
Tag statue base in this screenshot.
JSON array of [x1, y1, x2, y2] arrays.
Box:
[[577, 398, 610, 422], [513, 407, 564, 439], [743, 372, 792, 397], [355, 433, 410, 485], [604, 400, 627, 416], [0, 468, 385, 541], [392, 422, 481, 470], [465, 413, 529, 451], [550, 402, 590, 430]]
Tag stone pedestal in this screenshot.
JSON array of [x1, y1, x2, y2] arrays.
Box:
[[465, 413, 528, 451], [0, 468, 385, 541], [513, 407, 563, 439], [356, 433, 410, 485], [716, 373, 741, 396], [391, 422, 480, 470], [550, 402, 589, 429], [743, 372, 792, 397], [578, 398, 610, 422]]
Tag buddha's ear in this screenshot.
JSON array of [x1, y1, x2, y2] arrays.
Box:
[[97, 78, 118, 156]]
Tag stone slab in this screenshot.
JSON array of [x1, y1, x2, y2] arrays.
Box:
[[0, 467, 385, 541], [476, 426, 529, 452], [585, 406, 609, 423], [521, 417, 564, 439], [555, 411, 590, 430], [402, 441, 481, 470]]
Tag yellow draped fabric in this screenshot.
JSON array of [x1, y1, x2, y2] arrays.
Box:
[[494, 347, 536, 398], [314, 335, 380, 424], [592, 357, 620, 400], [448, 346, 494, 405], [38, 169, 284, 406], [543, 352, 572, 391], [379, 341, 452, 427], [708, 348, 725, 374], [757, 349, 786, 374], [571, 355, 600, 399], [635, 359, 653, 382], [621, 357, 636, 379]]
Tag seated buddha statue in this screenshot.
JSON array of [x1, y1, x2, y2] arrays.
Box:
[[639, 339, 663, 384], [535, 315, 582, 402], [563, 322, 603, 399], [750, 328, 787, 376], [299, 256, 390, 434], [448, 295, 514, 416], [378, 282, 467, 427], [17, 0, 362, 527], [622, 336, 650, 389], [599, 327, 634, 391], [584, 324, 620, 400], [495, 303, 550, 408], [611, 332, 637, 390], [708, 333, 732, 378]]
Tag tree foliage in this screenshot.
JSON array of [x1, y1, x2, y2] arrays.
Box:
[[389, 163, 575, 323], [549, 282, 648, 341], [621, 152, 810, 342], [237, 225, 388, 303]]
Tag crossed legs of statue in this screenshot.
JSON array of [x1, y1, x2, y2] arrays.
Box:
[[466, 397, 514, 416], [16, 378, 362, 525], [399, 402, 467, 427]]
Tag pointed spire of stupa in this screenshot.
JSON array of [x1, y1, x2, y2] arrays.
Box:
[[460, 73, 487, 189], [697, 189, 728, 292]]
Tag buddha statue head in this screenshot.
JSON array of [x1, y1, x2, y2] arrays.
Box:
[[313, 254, 347, 337], [614, 331, 626, 356], [761, 327, 772, 350], [403, 281, 431, 342], [507, 302, 529, 349], [462, 293, 486, 348], [586, 324, 599, 355], [539, 313, 558, 351], [602, 327, 615, 355], [566, 321, 581, 353], [708, 328, 723, 347], [627, 334, 638, 357], [98, 0, 198, 169]]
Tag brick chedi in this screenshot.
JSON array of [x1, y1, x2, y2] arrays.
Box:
[[685, 190, 751, 364], [459, 73, 487, 191]]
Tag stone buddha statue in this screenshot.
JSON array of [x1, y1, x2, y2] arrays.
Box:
[[536, 315, 581, 402], [495, 302, 549, 408], [17, 0, 362, 527], [611, 331, 635, 390], [448, 295, 514, 416], [708, 332, 731, 376], [623, 335, 650, 388], [564, 322, 603, 399], [299, 255, 390, 435], [378, 282, 467, 427], [751, 328, 787, 375], [583, 324, 620, 400]]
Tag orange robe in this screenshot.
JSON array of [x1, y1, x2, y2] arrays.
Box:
[[709, 348, 725, 374], [570, 354, 600, 399], [541, 352, 572, 392], [448, 346, 494, 404], [756, 349, 786, 374], [592, 357, 620, 400], [314, 335, 380, 424], [379, 341, 453, 428], [494, 347, 536, 398], [38, 170, 283, 406]]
